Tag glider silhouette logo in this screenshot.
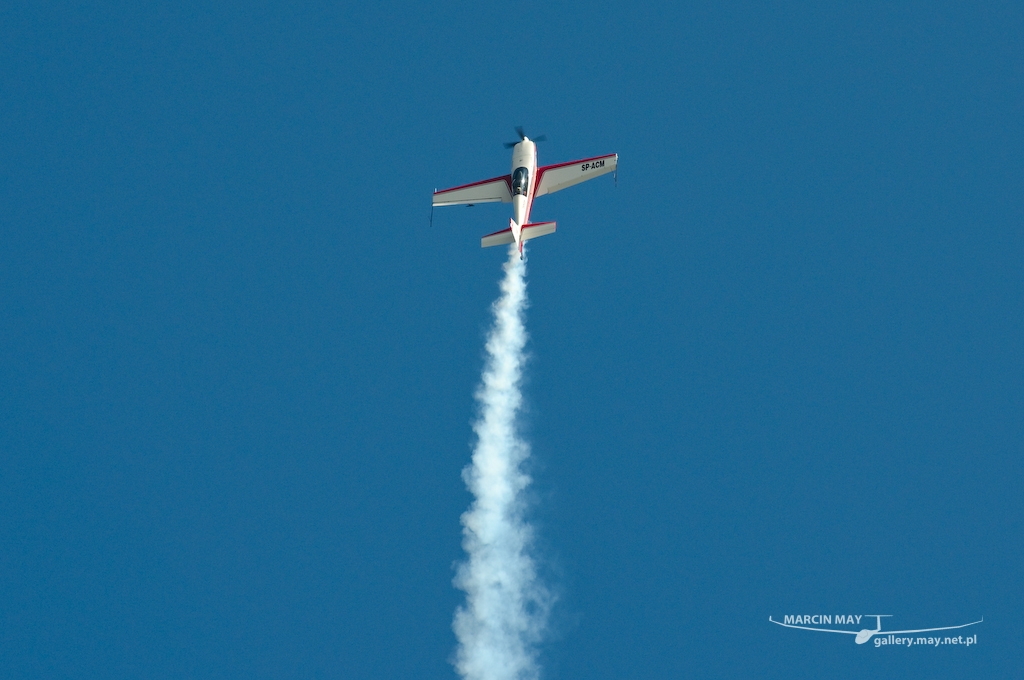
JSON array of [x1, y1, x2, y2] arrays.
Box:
[[769, 614, 983, 646]]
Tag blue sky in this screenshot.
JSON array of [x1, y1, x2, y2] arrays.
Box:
[[1, 1, 1021, 677]]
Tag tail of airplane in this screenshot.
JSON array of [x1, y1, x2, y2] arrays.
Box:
[[521, 221, 556, 241], [480, 220, 557, 249]]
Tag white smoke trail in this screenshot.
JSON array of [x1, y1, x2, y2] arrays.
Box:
[[453, 244, 551, 680]]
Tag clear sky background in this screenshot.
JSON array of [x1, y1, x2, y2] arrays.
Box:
[[2, 1, 1021, 678]]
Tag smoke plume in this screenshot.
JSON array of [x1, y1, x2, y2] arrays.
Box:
[[453, 245, 551, 680]]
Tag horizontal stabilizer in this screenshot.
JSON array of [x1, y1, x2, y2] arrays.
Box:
[[481, 227, 515, 248], [480, 222, 556, 248], [521, 221, 556, 241]]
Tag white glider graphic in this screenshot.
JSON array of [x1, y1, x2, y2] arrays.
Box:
[[433, 127, 617, 256], [769, 614, 984, 645]]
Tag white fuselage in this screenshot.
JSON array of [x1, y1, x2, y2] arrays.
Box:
[[510, 139, 538, 228]]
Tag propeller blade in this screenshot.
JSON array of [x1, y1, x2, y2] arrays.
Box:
[[505, 128, 545, 147]]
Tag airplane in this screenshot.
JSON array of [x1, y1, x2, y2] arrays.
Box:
[[768, 614, 984, 645], [432, 127, 618, 257]]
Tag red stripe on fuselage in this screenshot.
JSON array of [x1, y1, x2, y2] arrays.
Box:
[[525, 144, 537, 224]]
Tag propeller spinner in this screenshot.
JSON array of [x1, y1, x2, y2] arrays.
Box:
[[504, 126, 547, 148]]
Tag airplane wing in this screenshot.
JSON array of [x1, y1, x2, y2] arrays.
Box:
[[768, 618, 857, 635], [433, 175, 512, 206], [885, 619, 984, 635], [534, 153, 617, 197]]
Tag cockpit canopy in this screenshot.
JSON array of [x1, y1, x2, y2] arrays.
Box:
[[512, 167, 529, 196]]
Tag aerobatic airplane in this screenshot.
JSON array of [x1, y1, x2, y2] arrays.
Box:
[[432, 127, 618, 256]]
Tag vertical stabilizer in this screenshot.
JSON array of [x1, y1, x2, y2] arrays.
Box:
[[510, 218, 523, 257], [510, 218, 522, 243]]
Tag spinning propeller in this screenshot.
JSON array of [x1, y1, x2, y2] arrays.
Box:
[[504, 126, 547, 148]]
